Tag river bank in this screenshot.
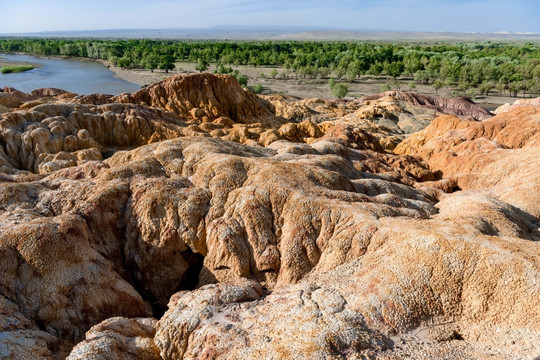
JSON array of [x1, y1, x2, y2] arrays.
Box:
[[0, 53, 140, 95], [94, 59, 178, 87]]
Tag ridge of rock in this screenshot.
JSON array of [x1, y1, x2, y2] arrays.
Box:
[[360, 90, 494, 121], [494, 96, 540, 114], [114, 73, 281, 127]]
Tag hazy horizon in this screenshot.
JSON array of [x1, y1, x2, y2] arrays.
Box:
[[1, 0, 539, 34]]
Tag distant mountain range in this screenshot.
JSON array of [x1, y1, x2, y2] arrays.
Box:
[[2, 25, 540, 41]]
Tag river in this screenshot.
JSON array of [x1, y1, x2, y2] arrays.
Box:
[[0, 53, 141, 95]]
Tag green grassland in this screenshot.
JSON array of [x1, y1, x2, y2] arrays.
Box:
[[1, 64, 35, 73]]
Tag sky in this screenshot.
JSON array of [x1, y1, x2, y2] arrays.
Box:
[[1, 0, 539, 34]]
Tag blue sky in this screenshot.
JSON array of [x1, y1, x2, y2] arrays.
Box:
[[1, 0, 539, 34]]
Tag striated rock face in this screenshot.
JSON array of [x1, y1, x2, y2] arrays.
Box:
[[0, 74, 539, 359], [360, 91, 494, 121], [31, 88, 69, 97]]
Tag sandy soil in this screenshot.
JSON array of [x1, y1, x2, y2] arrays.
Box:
[[100, 61, 535, 111]]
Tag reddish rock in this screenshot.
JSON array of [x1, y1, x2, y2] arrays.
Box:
[[360, 90, 493, 121]]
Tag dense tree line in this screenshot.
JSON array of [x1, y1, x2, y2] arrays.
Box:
[[1, 38, 539, 96]]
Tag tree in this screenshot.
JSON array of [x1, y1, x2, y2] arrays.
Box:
[[380, 83, 391, 92], [403, 53, 422, 75], [384, 61, 404, 79], [253, 83, 264, 94], [414, 70, 430, 84], [328, 77, 336, 89], [159, 55, 175, 73], [408, 81, 417, 91], [457, 81, 470, 95], [116, 55, 134, 69], [367, 63, 383, 76], [478, 81, 494, 96], [270, 68, 278, 79], [509, 82, 523, 97], [142, 54, 159, 72], [433, 80, 444, 94], [346, 67, 358, 81], [496, 81, 506, 96], [195, 58, 209, 72], [237, 74, 248, 87], [527, 79, 540, 96], [331, 82, 348, 99], [318, 67, 331, 78], [216, 64, 232, 74], [440, 61, 461, 84], [466, 88, 478, 99]]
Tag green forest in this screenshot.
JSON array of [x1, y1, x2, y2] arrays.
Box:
[[1, 38, 539, 97]]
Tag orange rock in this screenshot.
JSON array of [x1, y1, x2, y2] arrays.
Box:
[[0, 75, 538, 359]]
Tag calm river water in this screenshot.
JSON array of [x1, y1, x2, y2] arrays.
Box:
[[0, 53, 141, 95]]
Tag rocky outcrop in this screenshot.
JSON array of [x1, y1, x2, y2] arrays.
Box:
[[115, 73, 281, 127], [0, 91, 25, 109], [264, 95, 356, 122], [67, 317, 161, 360], [0, 87, 71, 110], [395, 106, 540, 217], [306, 90, 494, 151], [155, 280, 391, 359], [0, 294, 64, 360], [0, 132, 537, 358], [68, 93, 114, 105], [360, 91, 494, 121], [0, 74, 539, 359], [1, 78, 497, 173], [494, 96, 540, 114], [0, 214, 151, 342], [31, 88, 69, 97], [0, 102, 190, 173]]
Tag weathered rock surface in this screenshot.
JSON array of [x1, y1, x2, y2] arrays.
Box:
[[115, 73, 281, 127], [0, 74, 538, 359], [155, 280, 391, 360], [2, 75, 498, 175], [395, 106, 540, 217], [31, 88, 69, 97], [0, 102, 189, 173], [67, 317, 161, 360], [0, 214, 151, 342], [360, 91, 494, 121], [0, 294, 63, 360], [494, 96, 540, 114]]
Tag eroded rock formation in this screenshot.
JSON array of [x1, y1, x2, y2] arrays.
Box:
[[0, 74, 538, 359], [359, 90, 494, 121], [494, 96, 540, 114]]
